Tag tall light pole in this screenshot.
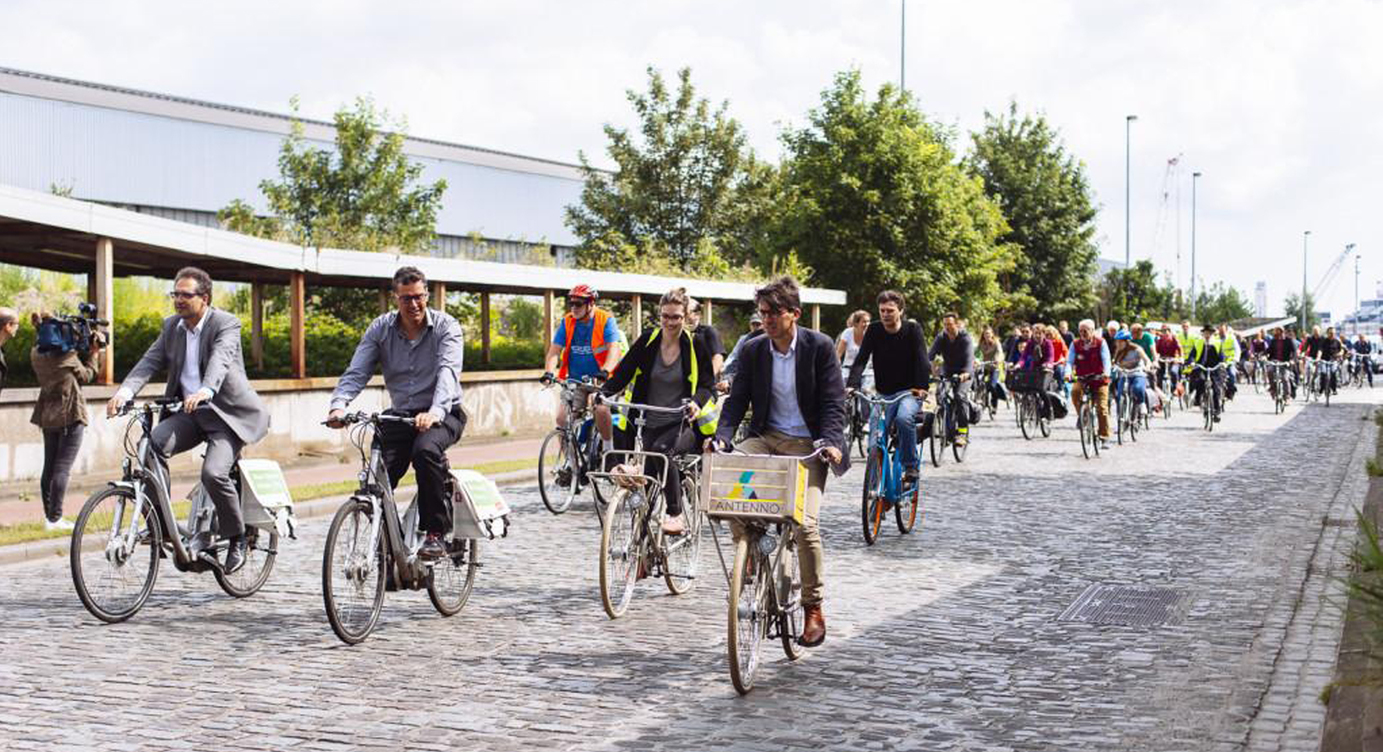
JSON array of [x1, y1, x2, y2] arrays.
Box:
[[1351, 244, 1359, 334], [900, 0, 906, 91], [1125, 115, 1138, 312], [1191, 171, 1202, 320], [1301, 230, 1312, 332]]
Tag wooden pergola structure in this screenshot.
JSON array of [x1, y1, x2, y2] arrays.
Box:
[[0, 184, 847, 383]]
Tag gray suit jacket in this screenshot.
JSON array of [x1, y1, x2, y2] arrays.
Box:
[[119, 308, 270, 445]]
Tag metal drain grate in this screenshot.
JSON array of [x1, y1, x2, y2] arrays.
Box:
[[1058, 584, 1186, 626]]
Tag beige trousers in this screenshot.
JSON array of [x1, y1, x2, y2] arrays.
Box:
[[729, 431, 827, 606]]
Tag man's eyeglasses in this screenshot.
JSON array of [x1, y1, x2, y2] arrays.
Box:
[[398, 293, 430, 306], [568, 299, 592, 309], [756, 308, 791, 319], [168, 291, 201, 301]]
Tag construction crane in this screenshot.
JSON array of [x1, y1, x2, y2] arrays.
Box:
[[1311, 243, 1356, 304]]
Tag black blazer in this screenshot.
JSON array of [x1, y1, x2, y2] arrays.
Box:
[[601, 327, 714, 409], [716, 326, 849, 474]]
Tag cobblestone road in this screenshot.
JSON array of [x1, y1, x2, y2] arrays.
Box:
[[1, 388, 1377, 752]]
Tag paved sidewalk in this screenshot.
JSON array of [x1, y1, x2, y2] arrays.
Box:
[[0, 389, 1377, 751], [0, 434, 543, 527]]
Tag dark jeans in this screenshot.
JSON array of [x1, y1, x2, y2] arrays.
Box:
[[374, 407, 466, 535], [151, 408, 245, 539], [41, 423, 85, 522], [614, 418, 696, 517]]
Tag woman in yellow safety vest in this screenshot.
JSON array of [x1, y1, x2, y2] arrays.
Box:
[[600, 287, 715, 535]]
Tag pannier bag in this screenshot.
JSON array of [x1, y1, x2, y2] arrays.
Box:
[[237, 458, 297, 539], [1046, 392, 1069, 420], [450, 469, 512, 540]]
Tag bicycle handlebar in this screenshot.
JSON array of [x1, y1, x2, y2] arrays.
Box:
[[115, 396, 184, 417], [597, 396, 691, 415], [322, 411, 416, 427], [854, 391, 914, 406]]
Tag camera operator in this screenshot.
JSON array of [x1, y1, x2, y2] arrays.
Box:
[[0, 307, 18, 396], [30, 310, 106, 530]]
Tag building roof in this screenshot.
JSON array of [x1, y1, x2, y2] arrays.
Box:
[[0, 182, 847, 306]]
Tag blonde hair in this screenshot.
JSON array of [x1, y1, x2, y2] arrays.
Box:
[[847, 309, 870, 327]]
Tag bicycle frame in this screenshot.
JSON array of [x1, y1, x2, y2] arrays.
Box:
[[860, 392, 912, 502]]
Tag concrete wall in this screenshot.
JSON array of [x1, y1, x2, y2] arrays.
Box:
[[0, 370, 554, 482]]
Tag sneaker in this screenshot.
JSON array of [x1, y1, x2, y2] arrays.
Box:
[[44, 517, 75, 532], [902, 467, 920, 485], [1099, 438, 1110, 450], [661, 514, 687, 536], [955, 434, 968, 447]]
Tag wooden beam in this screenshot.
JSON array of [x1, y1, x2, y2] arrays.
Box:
[[631, 294, 643, 338], [289, 272, 306, 379], [378, 287, 389, 314], [251, 282, 264, 371], [94, 238, 114, 384], [704, 298, 714, 326], [431, 281, 446, 311], [480, 292, 492, 364], [811, 304, 821, 331], [543, 290, 555, 347]]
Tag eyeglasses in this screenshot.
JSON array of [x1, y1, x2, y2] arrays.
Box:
[[660, 313, 684, 322], [568, 299, 592, 309], [756, 308, 791, 319], [168, 291, 201, 300], [397, 293, 430, 306]]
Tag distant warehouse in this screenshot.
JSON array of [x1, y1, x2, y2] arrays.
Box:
[[0, 66, 584, 266]]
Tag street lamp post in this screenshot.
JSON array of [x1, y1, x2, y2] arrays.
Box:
[[900, 0, 906, 91], [1191, 171, 1202, 320], [1351, 244, 1359, 334], [1302, 230, 1312, 332], [1125, 115, 1138, 313]]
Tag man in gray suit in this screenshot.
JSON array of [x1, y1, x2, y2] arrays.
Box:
[[106, 267, 269, 573]]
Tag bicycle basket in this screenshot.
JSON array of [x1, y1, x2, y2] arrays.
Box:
[[1009, 369, 1048, 393], [701, 452, 806, 523]]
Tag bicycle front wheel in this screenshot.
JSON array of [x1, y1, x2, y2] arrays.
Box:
[[927, 410, 942, 467], [664, 476, 703, 596], [538, 429, 576, 515], [71, 486, 162, 624], [777, 536, 805, 662], [1079, 407, 1093, 459], [215, 525, 278, 598], [728, 536, 768, 695], [1018, 396, 1033, 440], [322, 499, 387, 645], [861, 449, 885, 545], [599, 489, 641, 619], [428, 538, 480, 616]]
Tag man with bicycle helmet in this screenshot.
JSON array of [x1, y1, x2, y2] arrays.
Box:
[[712, 276, 846, 648], [543, 284, 624, 446]]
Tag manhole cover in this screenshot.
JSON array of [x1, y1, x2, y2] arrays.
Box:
[[1058, 584, 1186, 626]]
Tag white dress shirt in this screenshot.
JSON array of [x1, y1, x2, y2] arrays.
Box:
[[179, 311, 211, 399]]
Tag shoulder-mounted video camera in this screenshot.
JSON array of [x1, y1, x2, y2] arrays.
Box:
[[36, 302, 108, 355]]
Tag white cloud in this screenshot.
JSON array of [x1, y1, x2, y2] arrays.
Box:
[[2, 0, 1379, 317]]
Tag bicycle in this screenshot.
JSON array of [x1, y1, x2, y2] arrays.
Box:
[[1315, 358, 1339, 407], [926, 374, 970, 465], [1266, 361, 1293, 414], [537, 376, 608, 517], [321, 411, 492, 645], [70, 398, 294, 623], [1301, 357, 1317, 402], [843, 387, 872, 460], [587, 397, 705, 619], [1157, 359, 1183, 419], [703, 446, 826, 695], [1073, 374, 1104, 459], [1192, 363, 1227, 431], [1010, 369, 1052, 441], [1111, 366, 1145, 445], [976, 361, 1003, 421], [856, 391, 922, 545]]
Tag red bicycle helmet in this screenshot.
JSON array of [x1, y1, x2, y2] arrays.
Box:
[[567, 284, 599, 302]]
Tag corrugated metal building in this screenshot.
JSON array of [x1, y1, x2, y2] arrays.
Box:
[[0, 66, 584, 265]]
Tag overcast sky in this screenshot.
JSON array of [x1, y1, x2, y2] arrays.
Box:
[[4, 0, 1379, 319]]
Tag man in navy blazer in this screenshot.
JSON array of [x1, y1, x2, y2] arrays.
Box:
[[713, 276, 846, 647]]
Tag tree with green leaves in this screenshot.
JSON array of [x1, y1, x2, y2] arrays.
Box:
[[1284, 292, 1321, 329], [775, 70, 1017, 329], [1192, 282, 1254, 324], [219, 96, 447, 254], [565, 66, 768, 277], [967, 102, 1099, 321], [1096, 261, 1176, 324]]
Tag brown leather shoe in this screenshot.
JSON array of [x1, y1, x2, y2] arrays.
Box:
[[801, 604, 826, 647]]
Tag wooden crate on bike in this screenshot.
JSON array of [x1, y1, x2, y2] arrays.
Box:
[[701, 452, 806, 524]]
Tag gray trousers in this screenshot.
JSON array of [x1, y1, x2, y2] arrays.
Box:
[[151, 408, 244, 538]]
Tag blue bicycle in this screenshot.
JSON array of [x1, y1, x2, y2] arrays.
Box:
[[857, 392, 921, 545]]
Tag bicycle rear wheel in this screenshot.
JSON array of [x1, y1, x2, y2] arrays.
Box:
[[538, 429, 576, 515], [895, 462, 920, 534], [861, 449, 885, 545], [664, 475, 702, 595], [71, 486, 162, 624], [215, 525, 278, 598], [322, 499, 387, 645], [427, 538, 480, 616], [599, 489, 642, 619], [777, 537, 805, 661], [727, 537, 768, 695]]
